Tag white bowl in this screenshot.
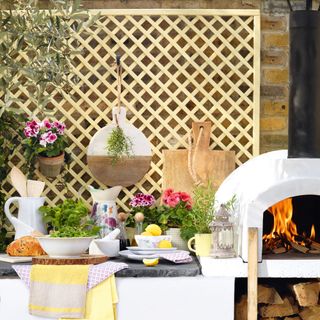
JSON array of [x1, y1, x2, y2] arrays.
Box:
[[37, 236, 95, 258], [94, 239, 120, 257], [134, 235, 172, 248]]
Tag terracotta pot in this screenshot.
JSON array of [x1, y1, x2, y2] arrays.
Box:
[[38, 153, 64, 177], [165, 227, 188, 250]]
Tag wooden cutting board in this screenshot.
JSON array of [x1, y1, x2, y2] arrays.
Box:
[[32, 254, 108, 265], [162, 122, 235, 195]]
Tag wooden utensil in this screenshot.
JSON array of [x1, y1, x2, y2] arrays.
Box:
[[9, 166, 27, 197], [27, 180, 45, 197], [162, 121, 235, 195]]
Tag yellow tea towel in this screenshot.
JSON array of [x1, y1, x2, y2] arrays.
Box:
[[61, 275, 118, 320], [29, 264, 89, 319]]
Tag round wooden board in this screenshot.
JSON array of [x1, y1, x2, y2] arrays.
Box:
[[32, 254, 108, 265]]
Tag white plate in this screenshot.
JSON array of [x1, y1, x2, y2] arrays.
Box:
[[119, 250, 160, 261], [127, 246, 177, 253]]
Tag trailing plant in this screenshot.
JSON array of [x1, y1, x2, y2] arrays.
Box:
[[39, 199, 100, 237], [106, 126, 133, 164], [180, 183, 216, 241], [0, 110, 27, 252]]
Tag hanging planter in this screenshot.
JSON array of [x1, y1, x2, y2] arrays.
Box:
[[38, 152, 65, 178], [87, 55, 152, 187], [23, 119, 68, 178]]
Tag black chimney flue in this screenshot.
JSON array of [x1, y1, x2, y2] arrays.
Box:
[[288, 11, 320, 158]]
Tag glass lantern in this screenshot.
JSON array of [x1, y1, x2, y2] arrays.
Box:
[[209, 204, 236, 258]]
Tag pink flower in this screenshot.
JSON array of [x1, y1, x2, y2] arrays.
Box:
[[40, 119, 52, 130], [166, 193, 181, 207], [39, 132, 49, 147], [179, 192, 191, 203], [25, 120, 40, 136], [24, 127, 37, 138], [47, 132, 57, 144], [53, 121, 66, 135], [163, 188, 174, 198]]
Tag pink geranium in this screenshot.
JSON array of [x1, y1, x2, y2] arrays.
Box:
[[23, 118, 68, 158], [130, 193, 155, 207], [162, 188, 192, 209]]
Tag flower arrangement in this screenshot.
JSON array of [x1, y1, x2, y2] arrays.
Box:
[[158, 188, 192, 229], [162, 188, 192, 209], [130, 193, 156, 208], [23, 119, 67, 157], [129, 193, 156, 226], [23, 119, 69, 176]]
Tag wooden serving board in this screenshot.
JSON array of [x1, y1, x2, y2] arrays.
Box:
[[32, 254, 108, 265], [163, 122, 235, 195]]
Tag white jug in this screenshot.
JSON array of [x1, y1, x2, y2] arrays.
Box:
[[4, 197, 47, 239]]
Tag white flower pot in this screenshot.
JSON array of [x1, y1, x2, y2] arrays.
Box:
[[165, 228, 188, 251]]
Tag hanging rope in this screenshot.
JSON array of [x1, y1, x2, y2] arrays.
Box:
[[115, 54, 123, 127], [187, 126, 204, 186]]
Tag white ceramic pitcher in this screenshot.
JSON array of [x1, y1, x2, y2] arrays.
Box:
[[4, 197, 47, 239], [88, 185, 122, 237]]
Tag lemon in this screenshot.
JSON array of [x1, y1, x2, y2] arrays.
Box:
[[145, 224, 162, 236], [143, 258, 159, 267], [158, 240, 173, 248], [141, 231, 153, 236]]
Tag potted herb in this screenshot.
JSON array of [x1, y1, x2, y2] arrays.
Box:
[[159, 188, 192, 250], [23, 119, 68, 177], [38, 199, 100, 257], [182, 183, 216, 257]]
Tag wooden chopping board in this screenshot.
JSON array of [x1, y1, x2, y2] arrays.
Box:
[[32, 254, 108, 265], [163, 122, 235, 195]]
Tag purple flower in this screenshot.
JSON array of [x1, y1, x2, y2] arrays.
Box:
[[53, 121, 66, 135], [24, 127, 37, 138], [40, 119, 52, 130], [130, 193, 155, 208]]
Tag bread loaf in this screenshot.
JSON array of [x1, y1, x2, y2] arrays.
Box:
[[6, 236, 46, 256]]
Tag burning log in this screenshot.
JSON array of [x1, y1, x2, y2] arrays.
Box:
[[259, 297, 299, 318], [290, 242, 309, 254], [292, 282, 320, 307], [235, 295, 247, 320], [310, 240, 320, 251], [272, 247, 287, 254]]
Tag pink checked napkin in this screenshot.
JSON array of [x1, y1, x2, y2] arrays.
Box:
[[159, 251, 193, 264], [13, 261, 128, 290]]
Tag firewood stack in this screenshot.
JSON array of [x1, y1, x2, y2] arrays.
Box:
[[235, 282, 320, 320]]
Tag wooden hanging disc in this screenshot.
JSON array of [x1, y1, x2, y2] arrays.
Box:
[[32, 254, 108, 265]]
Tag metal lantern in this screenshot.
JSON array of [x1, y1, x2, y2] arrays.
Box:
[[209, 204, 236, 258]]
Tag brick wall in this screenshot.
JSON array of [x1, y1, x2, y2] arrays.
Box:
[[3, 0, 299, 155]]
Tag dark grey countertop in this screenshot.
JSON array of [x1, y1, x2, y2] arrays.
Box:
[[0, 256, 201, 278]]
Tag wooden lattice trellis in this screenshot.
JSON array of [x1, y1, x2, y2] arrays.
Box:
[[3, 9, 260, 214]]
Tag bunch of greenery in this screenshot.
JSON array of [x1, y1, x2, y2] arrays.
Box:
[[39, 199, 99, 237], [106, 126, 133, 164], [180, 183, 216, 241], [0, 110, 27, 252], [0, 0, 99, 113]]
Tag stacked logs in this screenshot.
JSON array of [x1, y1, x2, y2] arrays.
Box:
[[236, 282, 320, 320]]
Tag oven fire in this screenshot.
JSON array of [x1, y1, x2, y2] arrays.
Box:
[[263, 198, 320, 254]]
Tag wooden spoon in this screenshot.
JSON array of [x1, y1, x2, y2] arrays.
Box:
[[9, 166, 27, 197], [27, 180, 45, 197]]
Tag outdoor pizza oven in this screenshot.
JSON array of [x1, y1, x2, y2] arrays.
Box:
[[216, 10, 320, 262]]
